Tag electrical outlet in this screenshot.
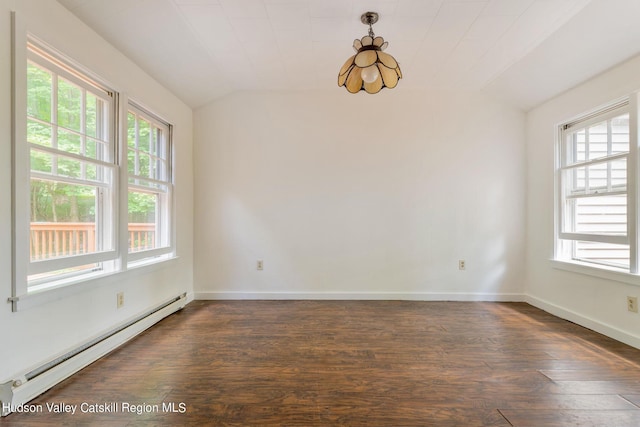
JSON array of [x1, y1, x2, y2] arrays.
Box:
[[459, 260, 465, 270], [628, 296, 638, 313], [257, 259, 264, 271], [117, 292, 124, 309]]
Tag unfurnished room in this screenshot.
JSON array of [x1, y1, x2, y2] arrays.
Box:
[[1, 0, 640, 426]]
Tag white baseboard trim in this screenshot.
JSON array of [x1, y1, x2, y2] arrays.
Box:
[[1, 294, 188, 417], [526, 294, 640, 350], [195, 291, 525, 302]]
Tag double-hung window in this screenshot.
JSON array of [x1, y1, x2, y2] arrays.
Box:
[[11, 35, 175, 309], [126, 105, 173, 264], [556, 100, 634, 271], [26, 42, 117, 289]]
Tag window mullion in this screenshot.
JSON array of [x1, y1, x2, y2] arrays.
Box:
[[585, 126, 590, 194], [51, 73, 58, 175], [81, 88, 87, 180], [135, 114, 140, 176]]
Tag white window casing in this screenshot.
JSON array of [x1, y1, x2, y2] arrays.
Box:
[[10, 18, 176, 311], [555, 95, 640, 275], [125, 104, 174, 264]]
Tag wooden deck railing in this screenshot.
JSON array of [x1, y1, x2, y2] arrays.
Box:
[[128, 223, 156, 253], [30, 222, 156, 260]]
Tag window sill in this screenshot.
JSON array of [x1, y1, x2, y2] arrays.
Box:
[[550, 259, 640, 287], [15, 255, 180, 312]]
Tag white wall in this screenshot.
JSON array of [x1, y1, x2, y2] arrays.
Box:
[[0, 0, 194, 381], [194, 89, 526, 300], [526, 54, 640, 349]]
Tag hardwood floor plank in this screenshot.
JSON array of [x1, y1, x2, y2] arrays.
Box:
[[499, 409, 640, 427], [622, 395, 640, 408], [318, 406, 511, 427], [541, 369, 640, 381], [546, 380, 640, 395], [487, 359, 620, 371], [497, 394, 638, 410], [2, 301, 640, 426]]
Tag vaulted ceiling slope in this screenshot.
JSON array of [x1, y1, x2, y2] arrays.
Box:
[[57, 0, 640, 110]]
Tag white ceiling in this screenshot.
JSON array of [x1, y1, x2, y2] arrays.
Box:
[[56, 0, 640, 110]]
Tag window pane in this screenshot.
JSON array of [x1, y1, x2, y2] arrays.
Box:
[[85, 163, 97, 181], [128, 110, 169, 183], [58, 157, 82, 179], [86, 138, 97, 159], [58, 128, 81, 154], [587, 121, 607, 160], [138, 118, 150, 152], [86, 92, 98, 138], [57, 77, 82, 132], [611, 114, 629, 154], [154, 146, 166, 181], [84, 139, 108, 163], [151, 157, 164, 181], [126, 114, 134, 148], [139, 153, 150, 178], [588, 163, 608, 191], [574, 130, 586, 162], [128, 190, 157, 253], [572, 241, 630, 269], [565, 195, 627, 235], [27, 119, 52, 147], [29, 180, 106, 260], [127, 148, 136, 175], [567, 114, 629, 165], [27, 62, 51, 122], [31, 150, 52, 173], [574, 166, 586, 192], [611, 158, 626, 188]]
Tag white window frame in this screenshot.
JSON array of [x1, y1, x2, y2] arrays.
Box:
[[10, 15, 176, 311], [12, 34, 119, 301], [25, 43, 119, 279], [125, 103, 174, 264], [555, 94, 640, 277]]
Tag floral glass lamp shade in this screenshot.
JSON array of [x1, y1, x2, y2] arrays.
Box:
[[338, 12, 402, 94]]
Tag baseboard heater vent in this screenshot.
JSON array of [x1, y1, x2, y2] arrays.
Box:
[[1, 293, 187, 416]]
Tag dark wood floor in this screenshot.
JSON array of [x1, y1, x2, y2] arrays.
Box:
[[3, 301, 640, 426]]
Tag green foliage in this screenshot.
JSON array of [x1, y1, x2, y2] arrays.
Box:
[[128, 191, 156, 223], [27, 63, 51, 122], [58, 78, 81, 131], [31, 180, 95, 222], [27, 62, 156, 224], [127, 112, 155, 179]]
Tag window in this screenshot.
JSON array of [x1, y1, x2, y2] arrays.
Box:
[[127, 105, 173, 263], [26, 42, 117, 288], [12, 37, 175, 305], [556, 100, 635, 272]]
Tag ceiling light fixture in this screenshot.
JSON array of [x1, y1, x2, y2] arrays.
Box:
[[338, 11, 402, 94]]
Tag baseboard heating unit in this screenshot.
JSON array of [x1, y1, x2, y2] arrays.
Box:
[[0, 293, 187, 417]]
